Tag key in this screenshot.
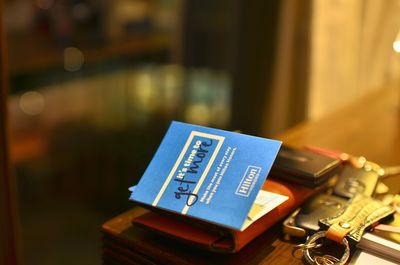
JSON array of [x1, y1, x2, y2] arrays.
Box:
[[298, 195, 395, 265], [294, 193, 347, 233], [285, 164, 380, 237], [371, 165, 400, 195], [283, 154, 398, 243], [333, 162, 381, 199], [380, 165, 400, 179], [282, 193, 348, 238]]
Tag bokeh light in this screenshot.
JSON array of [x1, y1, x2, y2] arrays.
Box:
[[64, 47, 85, 72], [393, 40, 400, 53], [19, 91, 45, 115]]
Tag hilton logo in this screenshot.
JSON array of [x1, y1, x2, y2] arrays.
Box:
[[235, 166, 261, 197]]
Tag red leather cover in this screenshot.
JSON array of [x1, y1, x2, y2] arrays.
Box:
[[132, 179, 319, 253]]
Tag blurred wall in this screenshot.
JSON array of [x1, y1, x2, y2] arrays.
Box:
[[261, 0, 400, 137], [308, 0, 400, 120]]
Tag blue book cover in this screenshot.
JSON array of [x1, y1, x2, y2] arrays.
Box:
[[129, 121, 283, 231]]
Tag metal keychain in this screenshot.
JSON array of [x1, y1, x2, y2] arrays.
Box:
[[302, 231, 350, 265], [288, 157, 399, 265]]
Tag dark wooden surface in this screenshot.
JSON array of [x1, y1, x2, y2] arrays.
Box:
[[278, 87, 400, 197], [279, 88, 400, 165], [103, 87, 400, 264], [0, 0, 19, 263]]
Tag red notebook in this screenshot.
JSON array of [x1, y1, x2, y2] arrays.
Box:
[[131, 178, 320, 253]]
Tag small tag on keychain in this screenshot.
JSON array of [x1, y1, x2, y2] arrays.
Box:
[[301, 194, 395, 264]]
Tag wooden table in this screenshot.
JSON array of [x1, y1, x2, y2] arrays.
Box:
[[102, 88, 400, 265]]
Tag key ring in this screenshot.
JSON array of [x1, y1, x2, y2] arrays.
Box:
[[303, 231, 350, 265], [292, 241, 323, 259]]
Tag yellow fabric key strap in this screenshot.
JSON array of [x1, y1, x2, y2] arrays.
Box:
[[320, 194, 395, 245]]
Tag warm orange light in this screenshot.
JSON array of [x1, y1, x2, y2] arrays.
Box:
[[393, 40, 400, 53], [393, 29, 400, 53]]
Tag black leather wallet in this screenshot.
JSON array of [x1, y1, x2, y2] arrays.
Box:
[[269, 146, 342, 187]]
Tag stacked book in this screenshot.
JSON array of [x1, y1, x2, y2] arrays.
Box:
[[101, 206, 293, 265]]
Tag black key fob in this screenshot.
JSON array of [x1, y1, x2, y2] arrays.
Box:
[[294, 193, 347, 233], [333, 165, 379, 199]]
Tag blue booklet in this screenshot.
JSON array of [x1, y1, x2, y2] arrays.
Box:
[[129, 121, 283, 231]]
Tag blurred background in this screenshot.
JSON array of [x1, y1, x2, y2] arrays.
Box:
[[1, 0, 400, 264]]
